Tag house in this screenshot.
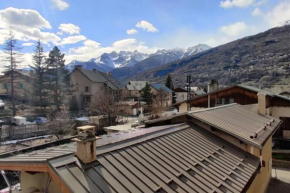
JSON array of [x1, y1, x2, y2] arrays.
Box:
[[70, 65, 121, 108], [175, 87, 206, 103], [123, 81, 148, 99], [174, 84, 290, 145], [174, 87, 187, 103], [0, 103, 280, 193], [150, 83, 173, 108], [117, 100, 146, 116], [0, 70, 33, 102]]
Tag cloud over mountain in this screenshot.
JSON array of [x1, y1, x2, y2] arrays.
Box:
[[136, 20, 158, 32]]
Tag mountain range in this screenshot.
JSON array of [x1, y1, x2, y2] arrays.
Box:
[[127, 25, 290, 88], [65, 44, 211, 81]]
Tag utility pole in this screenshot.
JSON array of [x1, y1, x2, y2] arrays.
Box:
[[187, 76, 191, 111]]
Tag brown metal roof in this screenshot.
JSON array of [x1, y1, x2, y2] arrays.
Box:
[[49, 123, 260, 193], [0, 123, 261, 193], [0, 124, 184, 163], [188, 104, 281, 149]]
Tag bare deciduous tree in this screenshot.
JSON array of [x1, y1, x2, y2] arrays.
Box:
[[152, 89, 170, 115], [47, 110, 75, 140], [87, 89, 124, 126]]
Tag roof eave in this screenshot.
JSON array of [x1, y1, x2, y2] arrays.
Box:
[[187, 113, 263, 149]]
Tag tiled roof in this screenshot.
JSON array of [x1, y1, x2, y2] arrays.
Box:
[[188, 104, 281, 149], [126, 81, 148, 91], [0, 123, 260, 193], [77, 68, 121, 90], [150, 84, 173, 93]]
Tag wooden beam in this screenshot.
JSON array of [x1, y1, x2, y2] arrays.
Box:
[[0, 163, 48, 172], [48, 166, 71, 193], [0, 163, 71, 193]]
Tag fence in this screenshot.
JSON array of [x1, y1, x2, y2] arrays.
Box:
[[0, 124, 53, 140]]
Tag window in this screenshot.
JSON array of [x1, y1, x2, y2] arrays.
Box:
[[225, 98, 229, 104], [229, 98, 235, 103], [216, 98, 222, 105], [2, 83, 7, 89], [84, 96, 91, 103], [85, 86, 89, 92], [19, 83, 25, 89]]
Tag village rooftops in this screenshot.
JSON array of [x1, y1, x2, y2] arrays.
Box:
[[150, 83, 173, 93], [0, 123, 260, 193], [73, 67, 121, 90], [126, 81, 148, 91], [174, 84, 290, 106], [188, 103, 281, 149]]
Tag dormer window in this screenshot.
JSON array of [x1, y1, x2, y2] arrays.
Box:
[[85, 86, 89, 92]]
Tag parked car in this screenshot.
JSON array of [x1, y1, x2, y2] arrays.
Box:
[[0, 100, 5, 109], [11, 116, 26, 126], [35, 117, 48, 124]]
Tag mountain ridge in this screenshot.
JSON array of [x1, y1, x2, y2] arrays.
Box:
[[128, 25, 290, 88]]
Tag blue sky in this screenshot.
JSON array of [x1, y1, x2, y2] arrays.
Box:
[[0, 0, 290, 67]]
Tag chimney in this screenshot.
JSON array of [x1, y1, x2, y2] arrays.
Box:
[[75, 65, 82, 69], [93, 69, 97, 72], [72, 126, 100, 163], [257, 92, 266, 116], [209, 80, 219, 93]]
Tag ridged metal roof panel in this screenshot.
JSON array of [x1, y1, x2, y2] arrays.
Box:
[[189, 104, 281, 148], [50, 124, 259, 193]]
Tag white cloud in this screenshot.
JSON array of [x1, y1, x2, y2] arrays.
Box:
[[56, 35, 87, 45], [220, 0, 255, 8], [219, 22, 248, 36], [66, 39, 157, 64], [266, 1, 290, 27], [22, 42, 34, 46], [255, 0, 267, 7], [59, 23, 80, 35], [136, 20, 158, 32], [126, 28, 138, 35], [113, 39, 136, 48], [0, 7, 51, 29], [252, 7, 262, 16], [0, 7, 60, 44], [51, 0, 69, 10]]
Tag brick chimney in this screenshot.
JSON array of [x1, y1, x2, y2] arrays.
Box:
[[257, 92, 266, 116], [75, 65, 82, 69], [72, 126, 100, 163]]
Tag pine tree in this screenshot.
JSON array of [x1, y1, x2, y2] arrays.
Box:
[[165, 74, 173, 89], [46, 46, 71, 111], [165, 74, 176, 104], [140, 83, 152, 105], [2, 29, 22, 116], [30, 40, 48, 110]]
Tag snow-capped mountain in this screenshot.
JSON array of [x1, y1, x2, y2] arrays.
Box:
[[110, 44, 211, 82], [183, 44, 211, 58], [66, 51, 148, 72], [65, 44, 210, 73]]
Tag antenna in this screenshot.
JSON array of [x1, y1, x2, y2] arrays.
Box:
[[187, 75, 191, 111]]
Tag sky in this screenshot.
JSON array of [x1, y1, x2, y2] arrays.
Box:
[[0, 0, 290, 69]]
